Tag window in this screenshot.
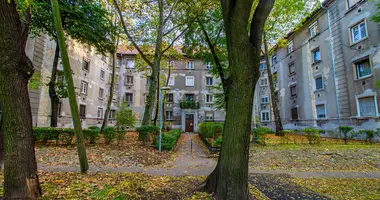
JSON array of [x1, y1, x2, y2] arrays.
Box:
[[354, 58, 371, 79], [108, 110, 116, 120], [291, 107, 298, 120], [57, 102, 62, 116], [271, 54, 277, 65], [312, 48, 321, 63], [273, 72, 278, 83], [316, 104, 326, 119], [351, 21, 367, 44], [165, 93, 174, 103], [347, 0, 360, 8], [83, 60, 90, 71], [205, 62, 212, 69], [205, 111, 214, 121], [260, 78, 268, 86], [185, 76, 195, 86], [185, 94, 194, 102], [315, 76, 323, 90], [168, 76, 175, 86], [100, 69, 105, 80], [81, 81, 88, 94], [206, 77, 213, 86], [125, 93, 133, 103], [261, 111, 270, 122], [259, 63, 266, 70], [97, 107, 104, 119], [186, 61, 194, 69], [288, 63, 295, 75], [146, 78, 151, 86], [206, 94, 214, 103], [261, 96, 269, 104], [99, 88, 104, 99], [290, 85, 297, 97], [288, 40, 293, 54], [79, 105, 86, 119], [127, 59, 135, 68], [166, 111, 173, 120], [309, 22, 320, 38], [125, 76, 134, 85], [358, 96, 377, 117]]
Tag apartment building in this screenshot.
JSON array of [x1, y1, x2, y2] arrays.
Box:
[[255, 0, 380, 131], [117, 47, 225, 132]]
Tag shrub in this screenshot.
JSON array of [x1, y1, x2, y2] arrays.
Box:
[[303, 128, 321, 144], [136, 126, 160, 144], [356, 130, 379, 144], [156, 129, 181, 150], [103, 127, 116, 144], [83, 128, 99, 144], [59, 132, 74, 145], [252, 127, 272, 145], [215, 137, 222, 146], [33, 127, 73, 144], [211, 123, 223, 138], [338, 126, 354, 144], [115, 104, 137, 130], [198, 122, 224, 138], [116, 131, 126, 144]]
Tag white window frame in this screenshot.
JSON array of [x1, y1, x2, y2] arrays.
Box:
[[81, 81, 88, 95], [271, 54, 277, 65], [108, 109, 116, 120], [260, 78, 268, 86], [126, 59, 135, 69], [100, 69, 105, 80], [315, 76, 324, 90], [125, 93, 133, 103], [206, 77, 213, 86], [290, 84, 297, 98], [186, 61, 194, 69], [346, 0, 361, 9], [261, 96, 269, 104], [288, 40, 293, 54], [353, 57, 372, 80], [205, 94, 214, 103], [315, 103, 327, 119], [97, 107, 104, 119], [126, 75, 134, 85], [83, 59, 90, 72], [205, 62, 212, 69], [185, 76, 195, 86], [168, 76, 175, 86], [312, 48, 321, 63], [166, 111, 174, 120], [99, 87, 104, 99], [350, 20, 368, 45], [355, 93, 379, 117], [261, 110, 270, 122], [259, 62, 266, 70], [309, 21, 319, 38]]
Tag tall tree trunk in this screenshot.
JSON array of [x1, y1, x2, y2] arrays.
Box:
[[49, 42, 60, 127], [0, 102, 3, 169], [0, 1, 42, 198], [51, 0, 89, 173], [162, 60, 171, 130], [141, 0, 164, 126], [263, 33, 283, 135], [153, 70, 160, 126]]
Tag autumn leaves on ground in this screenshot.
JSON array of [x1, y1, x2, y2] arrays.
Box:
[[0, 132, 379, 199]]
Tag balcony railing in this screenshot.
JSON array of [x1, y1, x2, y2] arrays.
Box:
[[179, 101, 200, 109]]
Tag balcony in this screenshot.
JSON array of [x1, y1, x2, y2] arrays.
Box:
[[179, 101, 200, 109]]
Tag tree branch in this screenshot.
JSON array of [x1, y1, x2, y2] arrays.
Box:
[[161, 26, 189, 55], [249, 0, 276, 47], [163, 0, 178, 26], [213, 23, 224, 47], [113, 0, 153, 67]]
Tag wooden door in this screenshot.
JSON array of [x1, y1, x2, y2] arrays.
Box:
[[185, 114, 194, 132]]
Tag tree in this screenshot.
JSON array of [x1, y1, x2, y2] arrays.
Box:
[[113, 0, 191, 126], [215, 0, 275, 198], [115, 103, 137, 130], [371, 2, 380, 23], [50, 0, 89, 173], [29, 0, 115, 127], [0, 0, 42, 198]]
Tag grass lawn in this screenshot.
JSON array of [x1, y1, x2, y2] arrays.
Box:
[[249, 134, 380, 171], [292, 178, 380, 200]]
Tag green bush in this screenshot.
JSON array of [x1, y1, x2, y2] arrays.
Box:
[[198, 122, 224, 138], [136, 125, 160, 142], [303, 128, 322, 144], [83, 128, 99, 144], [33, 127, 73, 144], [116, 131, 126, 144], [59, 132, 74, 145], [103, 127, 116, 144], [338, 126, 354, 144], [356, 130, 380, 144], [252, 127, 272, 145], [156, 129, 181, 150], [115, 104, 136, 130], [215, 137, 222, 146]]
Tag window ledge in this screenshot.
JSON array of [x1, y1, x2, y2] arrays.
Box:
[[308, 32, 320, 41], [312, 60, 322, 65], [314, 88, 324, 93], [345, 0, 366, 15], [354, 74, 373, 81], [351, 116, 379, 119], [290, 96, 297, 99], [316, 118, 328, 121], [350, 36, 368, 47]]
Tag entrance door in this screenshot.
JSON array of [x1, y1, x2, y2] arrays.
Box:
[[185, 114, 194, 132]]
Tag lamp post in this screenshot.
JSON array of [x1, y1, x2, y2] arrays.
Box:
[[158, 86, 170, 152]]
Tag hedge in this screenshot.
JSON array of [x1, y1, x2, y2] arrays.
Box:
[[198, 122, 224, 138], [136, 125, 160, 142], [33, 126, 103, 144], [155, 129, 181, 150]]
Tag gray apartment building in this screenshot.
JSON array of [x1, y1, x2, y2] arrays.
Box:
[[255, 0, 380, 131]]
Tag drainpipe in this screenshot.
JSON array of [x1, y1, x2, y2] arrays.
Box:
[[322, 3, 342, 128]]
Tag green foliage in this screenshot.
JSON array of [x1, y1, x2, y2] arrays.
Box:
[[371, 2, 380, 23], [103, 127, 117, 144], [356, 130, 380, 144], [179, 101, 200, 109], [376, 80, 380, 89], [303, 128, 322, 144], [252, 127, 273, 145], [116, 131, 126, 144], [136, 126, 160, 142], [215, 137, 222, 146], [115, 104, 137, 130], [339, 126, 354, 144], [83, 127, 100, 144], [59, 132, 74, 145], [28, 71, 41, 90], [198, 122, 224, 138], [156, 129, 182, 151], [33, 127, 102, 144]]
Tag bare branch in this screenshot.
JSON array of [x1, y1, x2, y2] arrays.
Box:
[[249, 0, 276, 47], [113, 0, 153, 67], [161, 26, 189, 55], [213, 23, 224, 47], [163, 0, 179, 26]]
